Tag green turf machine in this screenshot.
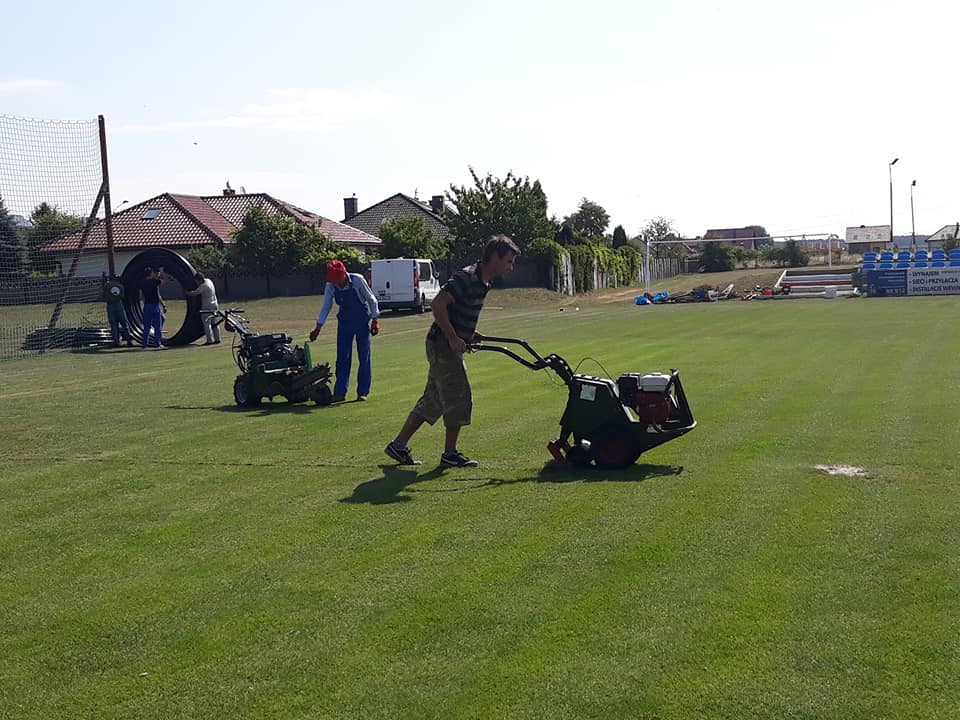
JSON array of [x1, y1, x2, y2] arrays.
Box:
[[213, 308, 333, 407], [471, 336, 697, 469]]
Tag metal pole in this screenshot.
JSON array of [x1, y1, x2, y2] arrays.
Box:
[[910, 179, 916, 252], [99, 115, 116, 277], [888, 157, 898, 250], [644, 237, 651, 295]]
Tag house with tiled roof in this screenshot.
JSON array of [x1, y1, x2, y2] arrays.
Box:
[[41, 190, 381, 276], [342, 192, 452, 243]]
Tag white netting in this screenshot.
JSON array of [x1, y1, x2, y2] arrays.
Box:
[[0, 114, 110, 360]]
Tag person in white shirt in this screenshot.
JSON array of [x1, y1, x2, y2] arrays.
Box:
[[184, 271, 221, 345]]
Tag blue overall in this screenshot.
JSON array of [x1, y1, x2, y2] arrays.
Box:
[[333, 281, 372, 397]]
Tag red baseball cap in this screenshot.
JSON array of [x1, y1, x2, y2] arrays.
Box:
[[326, 260, 347, 283]]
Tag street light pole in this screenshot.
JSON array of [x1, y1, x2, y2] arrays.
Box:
[[889, 157, 899, 250], [910, 180, 917, 252]]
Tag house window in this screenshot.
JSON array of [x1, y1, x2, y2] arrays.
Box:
[[142, 208, 161, 220]]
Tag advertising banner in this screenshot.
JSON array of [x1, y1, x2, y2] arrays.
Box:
[[866, 267, 960, 296]]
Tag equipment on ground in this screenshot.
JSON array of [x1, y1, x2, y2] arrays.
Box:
[[214, 308, 333, 407], [471, 336, 696, 468]]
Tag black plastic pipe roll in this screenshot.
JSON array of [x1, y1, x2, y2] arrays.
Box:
[[120, 248, 205, 347]]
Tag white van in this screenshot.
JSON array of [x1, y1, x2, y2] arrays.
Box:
[[370, 258, 441, 313]]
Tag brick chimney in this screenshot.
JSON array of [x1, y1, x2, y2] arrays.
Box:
[[343, 196, 358, 220], [430, 195, 444, 214]]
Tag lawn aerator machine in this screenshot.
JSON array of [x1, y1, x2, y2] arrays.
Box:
[[213, 308, 333, 407], [471, 336, 696, 468]]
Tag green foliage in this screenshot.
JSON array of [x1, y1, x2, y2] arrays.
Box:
[[566, 243, 642, 292], [638, 217, 685, 258], [443, 167, 557, 257], [700, 242, 735, 272], [525, 237, 565, 287], [730, 246, 760, 268], [612, 224, 628, 249], [942, 231, 959, 252], [186, 245, 228, 273], [744, 225, 772, 247], [0, 195, 22, 277], [563, 198, 610, 239], [377, 216, 447, 259], [26, 202, 85, 274], [229, 207, 320, 274], [761, 240, 810, 267], [301, 243, 367, 273], [229, 207, 368, 285]]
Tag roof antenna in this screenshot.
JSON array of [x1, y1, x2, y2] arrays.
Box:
[[414, 187, 418, 199]]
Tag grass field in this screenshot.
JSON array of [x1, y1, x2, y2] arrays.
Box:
[[2, 279, 959, 719]]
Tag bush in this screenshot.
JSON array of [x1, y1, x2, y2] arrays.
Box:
[[700, 243, 735, 272]]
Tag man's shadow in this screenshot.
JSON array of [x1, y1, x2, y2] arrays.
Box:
[[341, 465, 448, 504], [340, 462, 684, 505]]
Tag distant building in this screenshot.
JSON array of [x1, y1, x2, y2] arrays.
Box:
[[702, 227, 772, 249], [343, 192, 452, 245], [40, 190, 381, 276], [845, 225, 891, 253], [925, 224, 959, 249]]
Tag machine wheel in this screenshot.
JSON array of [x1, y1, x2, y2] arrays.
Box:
[[416, 293, 427, 314], [566, 443, 592, 468], [589, 425, 641, 469], [233, 375, 261, 407], [313, 385, 333, 406]]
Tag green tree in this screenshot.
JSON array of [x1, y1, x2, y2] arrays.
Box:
[[443, 167, 557, 257], [26, 203, 85, 274], [0, 195, 22, 277], [700, 242, 735, 272], [377, 216, 447, 259], [612, 224, 628, 249], [637, 217, 684, 258], [229, 207, 320, 295], [563, 198, 610, 240], [782, 239, 810, 266], [301, 242, 367, 273], [744, 225, 772, 248], [186, 245, 228, 274]]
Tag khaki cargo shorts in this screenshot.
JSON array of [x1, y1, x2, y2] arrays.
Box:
[[411, 336, 472, 427]]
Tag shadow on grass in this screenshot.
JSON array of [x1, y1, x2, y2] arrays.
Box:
[[340, 461, 684, 505], [164, 402, 350, 415], [478, 461, 685, 488], [341, 465, 448, 505]]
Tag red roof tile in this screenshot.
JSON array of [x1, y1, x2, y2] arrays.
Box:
[[42, 192, 381, 253]]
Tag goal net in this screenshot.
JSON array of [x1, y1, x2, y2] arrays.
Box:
[[0, 114, 112, 361]]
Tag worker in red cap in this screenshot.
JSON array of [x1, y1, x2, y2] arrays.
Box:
[[310, 259, 380, 401]]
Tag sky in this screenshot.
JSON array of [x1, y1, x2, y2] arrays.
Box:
[[2, 0, 957, 240]]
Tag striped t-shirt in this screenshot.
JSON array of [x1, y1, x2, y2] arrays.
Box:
[[428, 264, 490, 342]]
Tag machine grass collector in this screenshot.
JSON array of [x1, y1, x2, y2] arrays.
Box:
[[472, 336, 696, 469]]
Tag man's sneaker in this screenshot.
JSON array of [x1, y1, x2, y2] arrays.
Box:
[[331, 394, 346, 403], [385, 441, 422, 466], [357, 394, 368, 401], [441, 450, 479, 468]]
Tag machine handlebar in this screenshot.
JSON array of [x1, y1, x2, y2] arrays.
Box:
[[469, 335, 573, 384]]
